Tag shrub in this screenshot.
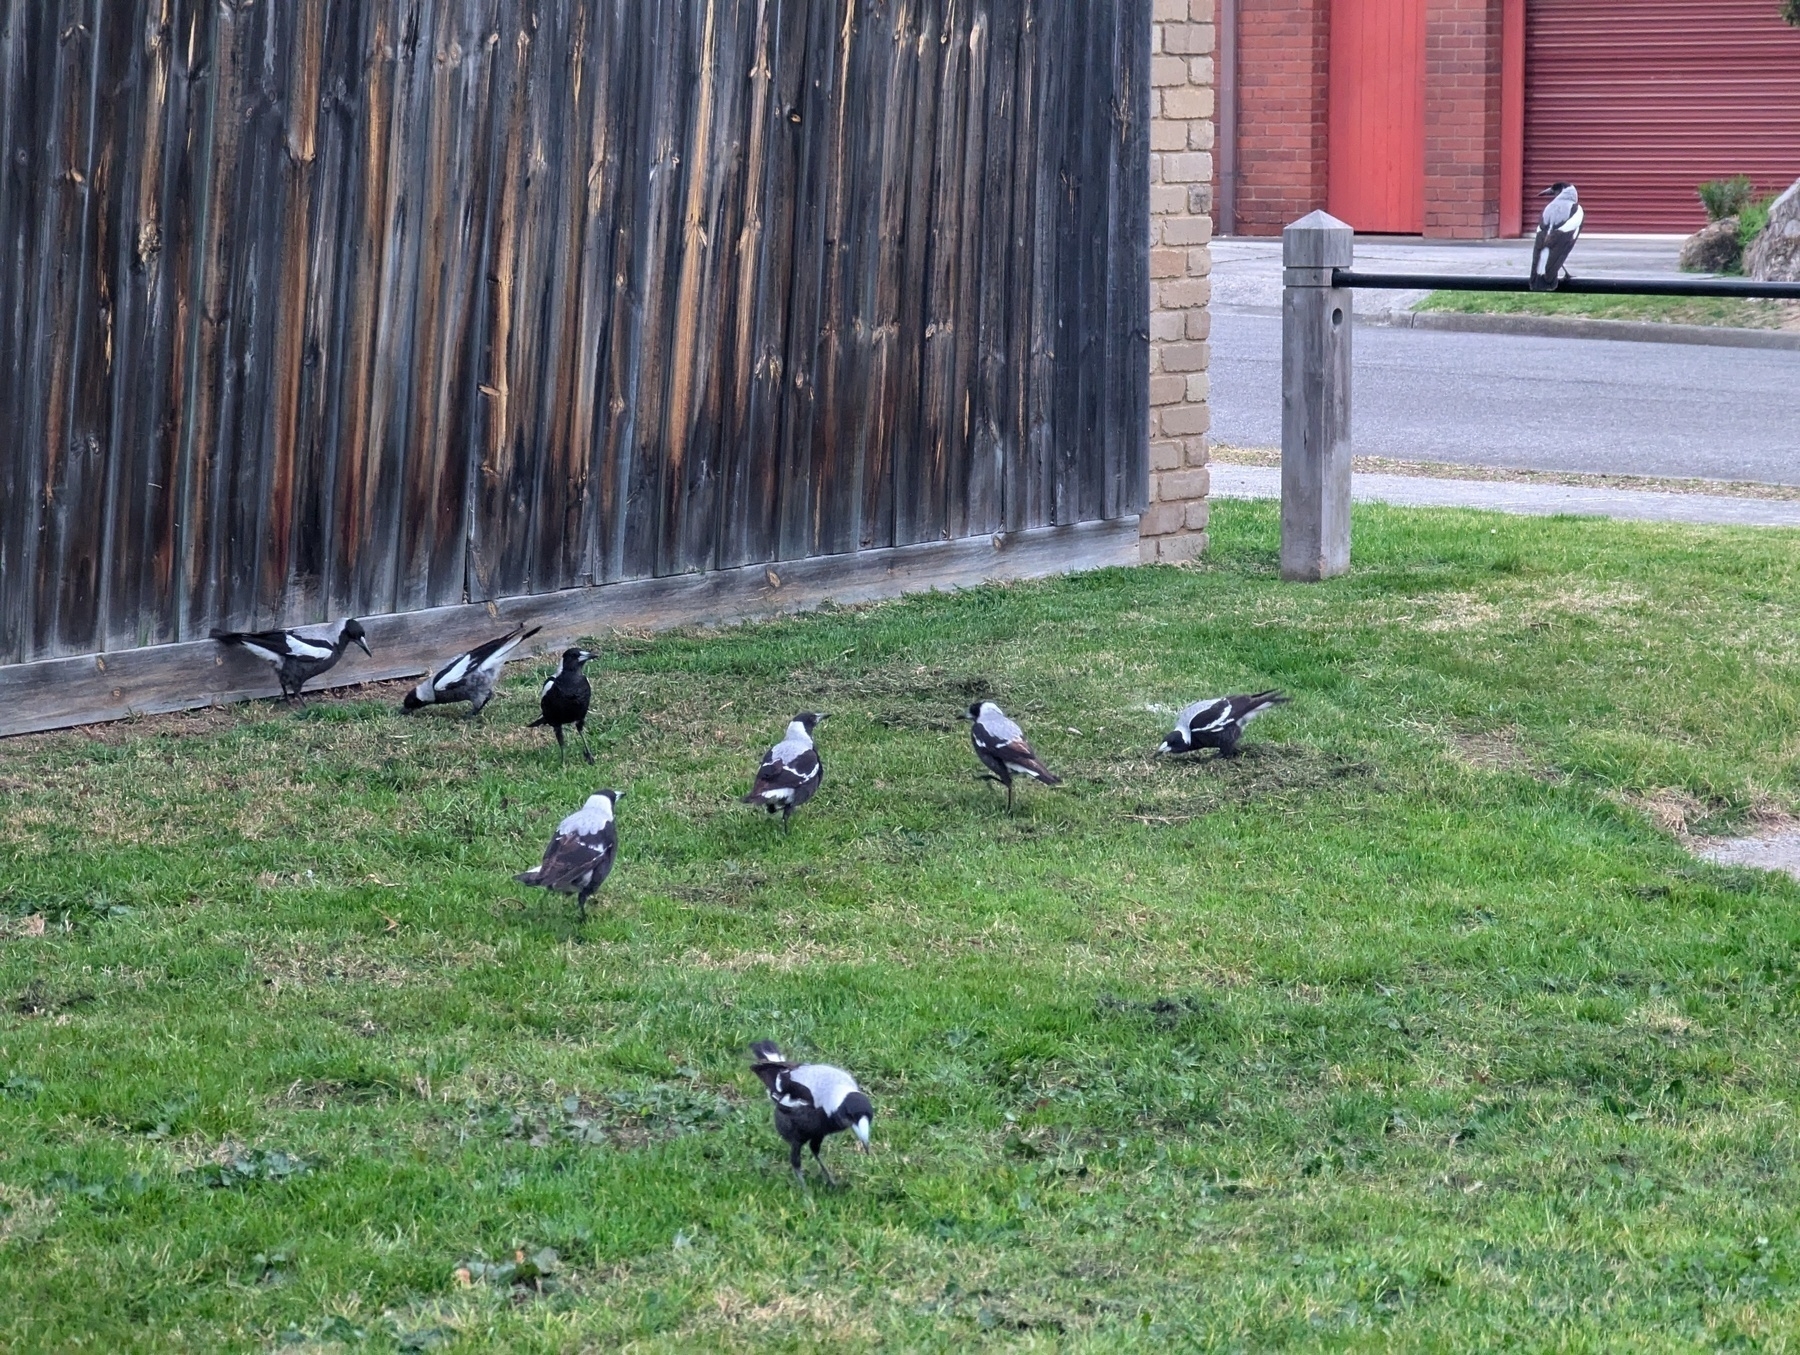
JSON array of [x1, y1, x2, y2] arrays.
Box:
[[1784, 0, 1799, 27], [1697, 174, 1757, 221], [1739, 194, 1776, 250]]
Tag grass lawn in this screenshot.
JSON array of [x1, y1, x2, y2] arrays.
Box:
[[5, 499, 1800, 1350], [1416, 289, 1800, 331]]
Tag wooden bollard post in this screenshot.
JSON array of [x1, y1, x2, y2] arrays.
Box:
[[1280, 211, 1354, 582]]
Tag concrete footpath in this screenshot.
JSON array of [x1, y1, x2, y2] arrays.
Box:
[[1210, 464, 1800, 530], [1211, 234, 1800, 351]]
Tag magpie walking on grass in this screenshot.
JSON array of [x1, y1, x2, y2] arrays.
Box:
[[961, 701, 1061, 811], [1530, 182, 1583, 292], [532, 648, 595, 763], [514, 789, 621, 922], [748, 1041, 873, 1186], [209, 618, 372, 703], [1156, 690, 1289, 758], [402, 625, 541, 718], [742, 713, 826, 828]]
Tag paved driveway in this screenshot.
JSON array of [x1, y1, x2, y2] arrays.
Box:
[[1209, 237, 1800, 485]]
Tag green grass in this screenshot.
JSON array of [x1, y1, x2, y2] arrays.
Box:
[[6, 500, 1800, 1350], [1417, 289, 1798, 329]]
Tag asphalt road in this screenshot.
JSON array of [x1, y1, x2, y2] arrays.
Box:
[[1210, 308, 1800, 485]]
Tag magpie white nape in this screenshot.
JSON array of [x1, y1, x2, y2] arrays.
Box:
[[402, 624, 542, 718], [208, 617, 372, 703], [1530, 182, 1583, 292], [742, 712, 826, 829], [514, 788, 621, 923], [1156, 690, 1290, 759], [748, 1041, 874, 1186], [959, 700, 1062, 811]]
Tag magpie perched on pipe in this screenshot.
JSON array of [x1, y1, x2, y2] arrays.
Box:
[[531, 648, 595, 764], [514, 789, 621, 923], [748, 1041, 873, 1187], [960, 700, 1062, 811], [742, 712, 826, 829], [1530, 182, 1583, 292], [1156, 691, 1289, 759], [208, 618, 372, 703], [402, 625, 542, 718]]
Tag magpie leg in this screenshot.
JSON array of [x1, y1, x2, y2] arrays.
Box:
[[781, 804, 792, 833], [811, 1142, 835, 1187], [790, 1141, 806, 1186], [1006, 780, 1015, 813], [577, 891, 588, 925], [579, 727, 595, 765], [553, 726, 566, 764]]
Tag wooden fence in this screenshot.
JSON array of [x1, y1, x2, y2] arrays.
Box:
[[0, 0, 1148, 680]]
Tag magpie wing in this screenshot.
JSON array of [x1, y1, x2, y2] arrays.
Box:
[[974, 722, 1057, 782], [1178, 697, 1233, 734], [535, 828, 615, 892], [749, 746, 820, 798]]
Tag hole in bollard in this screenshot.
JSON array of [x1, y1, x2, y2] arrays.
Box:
[[1331, 307, 1344, 327]]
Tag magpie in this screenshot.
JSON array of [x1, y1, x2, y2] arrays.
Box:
[[748, 1041, 873, 1186], [1156, 690, 1289, 758], [209, 618, 372, 702], [1530, 182, 1583, 292], [402, 624, 542, 718], [531, 647, 595, 763], [960, 700, 1062, 811], [514, 789, 621, 922], [742, 712, 826, 828]]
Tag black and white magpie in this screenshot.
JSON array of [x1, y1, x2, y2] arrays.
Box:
[[1530, 182, 1583, 292], [960, 701, 1062, 811], [209, 618, 372, 702], [1157, 690, 1289, 758], [402, 625, 542, 718], [748, 1041, 873, 1186], [531, 648, 595, 764], [514, 789, 621, 922], [742, 712, 826, 828]]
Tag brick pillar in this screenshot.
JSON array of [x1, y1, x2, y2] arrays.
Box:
[[1423, 0, 1504, 238], [1143, 0, 1216, 565]]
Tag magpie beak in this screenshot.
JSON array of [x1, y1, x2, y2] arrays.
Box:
[[1538, 185, 1557, 198], [853, 1117, 871, 1151], [353, 635, 373, 658]]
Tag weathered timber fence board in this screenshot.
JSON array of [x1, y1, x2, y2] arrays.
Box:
[[0, 0, 1149, 671], [0, 518, 1140, 738]]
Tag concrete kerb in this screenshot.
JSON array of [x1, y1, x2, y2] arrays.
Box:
[[1365, 308, 1800, 352]]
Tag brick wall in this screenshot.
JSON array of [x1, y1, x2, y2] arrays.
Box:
[[1423, 0, 1504, 238], [1226, 0, 1330, 235], [1217, 0, 1511, 239], [1143, 0, 1216, 564]]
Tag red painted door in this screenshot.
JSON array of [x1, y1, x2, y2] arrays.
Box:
[[1328, 0, 1427, 233]]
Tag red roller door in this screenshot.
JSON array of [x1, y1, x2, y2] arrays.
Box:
[[1524, 0, 1800, 233]]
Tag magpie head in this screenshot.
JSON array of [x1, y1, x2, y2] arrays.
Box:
[[959, 701, 984, 722], [595, 788, 623, 806], [839, 1091, 874, 1149], [401, 688, 426, 712], [1540, 181, 1573, 198], [561, 647, 593, 672], [341, 618, 372, 657], [793, 711, 826, 733]]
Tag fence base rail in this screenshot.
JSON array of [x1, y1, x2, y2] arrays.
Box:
[[0, 519, 1139, 738]]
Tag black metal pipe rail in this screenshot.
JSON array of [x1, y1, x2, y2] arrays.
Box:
[[1333, 269, 1800, 300]]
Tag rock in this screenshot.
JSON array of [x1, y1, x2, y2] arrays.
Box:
[[1746, 179, 1800, 282], [1678, 217, 1742, 274]]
